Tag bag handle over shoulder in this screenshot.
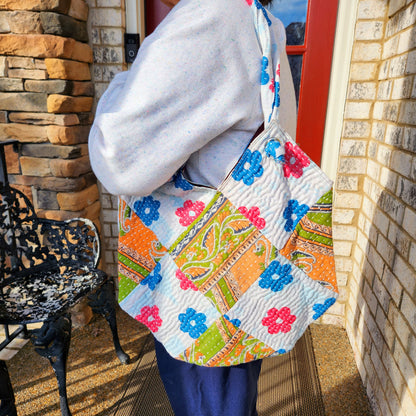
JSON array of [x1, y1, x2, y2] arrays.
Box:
[[248, 0, 284, 127]]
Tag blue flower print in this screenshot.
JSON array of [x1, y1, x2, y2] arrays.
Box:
[[224, 314, 241, 328], [173, 171, 193, 191], [277, 349, 286, 354], [274, 81, 281, 108], [259, 260, 293, 292], [232, 149, 264, 186], [283, 200, 309, 232], [178, 308, 208, 339], [141, 262, 162, 291], [313, 298, 336, 320], [261, 56, 270, 85], [133, 196, 160, 226], [254, 0, 272, 26], [265, 139, 281, 160]]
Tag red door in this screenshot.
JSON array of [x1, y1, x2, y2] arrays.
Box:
[[144, 0, 338, 165]]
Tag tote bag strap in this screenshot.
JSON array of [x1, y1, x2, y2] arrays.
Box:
[[247, 0, 284, 127]]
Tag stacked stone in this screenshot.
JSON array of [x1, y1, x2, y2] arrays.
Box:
[[0, 0, 100, 225]]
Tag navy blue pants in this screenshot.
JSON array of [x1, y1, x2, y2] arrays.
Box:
[[154, 339, 262, 416]]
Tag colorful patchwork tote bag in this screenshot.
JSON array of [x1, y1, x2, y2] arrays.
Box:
[[117, 1, 338, 367]]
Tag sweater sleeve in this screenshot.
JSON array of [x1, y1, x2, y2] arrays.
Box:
[[88, 0, 261, 196]]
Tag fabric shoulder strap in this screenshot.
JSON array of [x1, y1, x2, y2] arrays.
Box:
[[247, 0, 285, 127]]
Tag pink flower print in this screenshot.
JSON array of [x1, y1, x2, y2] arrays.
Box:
[[238, 206, 266, 230], [276, 64, 281, 77], [269, 78, 275, 93], [175, 200, 205, 227], [282, 142, 310, 179], [245, 0, 253, 5], [135, 305, 162, 333], [262, 307, 296, 334], [176, 269, 198, 291]]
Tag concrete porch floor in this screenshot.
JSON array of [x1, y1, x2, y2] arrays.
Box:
[[6, 309, 373, 415]]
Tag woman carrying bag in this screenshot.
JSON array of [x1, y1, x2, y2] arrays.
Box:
[[89, 1, 337, 415]]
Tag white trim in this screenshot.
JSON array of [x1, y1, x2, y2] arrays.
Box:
[[321, 0, 359, 181], [125, 0, 145, 41]]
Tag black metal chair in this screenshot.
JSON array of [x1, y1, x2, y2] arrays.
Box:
[[0, 140, 129, 416]]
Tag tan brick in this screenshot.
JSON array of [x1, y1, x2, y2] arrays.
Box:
[[57, 184, 99, 211], [401, 387, 416, 416], [71, 81, 94, 96], [333, 241, 353, 256], [25, 79, 68, 94], [91, 7, 122, 27], [352, 42, 382, 62], [0, 34, 92, 63], [50, 155, 91, 177], [7, 56, 35, 68], [335, 192, 362, 209], [0, 111, 6, 123], [35, 59, 46, 69], [68, 0, 89, 21], [71, 41, 93, 63], [0, 78, 23, 91], [80, 200, 101, 222], [0, 56, 7, 76], [339, 157, 367, 174], [0, 92, 47, 112], [5, 144, 19, 174], [333, 225, 357, 241], [343, 121, 371, 138], [10, 174, 87, 192], [336, 175, 359, 191], [47, 95, 93, 113], [7, 11, 42, 34], [37, 209, 83, 221], [8, 112, 80, 126], [47, 125, 90, 145], [0, 123, 48, 142], [7, 68, 47, 79], [333, 208, 355, 224], [20, 156, 52, 176], [335, 256, 353, 272], [0, 0, 70, 12], [45, 58, 91, 81], [0, 11, 10, 33], [350, 62, 378, 81]]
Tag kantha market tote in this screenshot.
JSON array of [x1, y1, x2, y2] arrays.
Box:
[[116, 1, 338, 367], [117, 121, 338, 367]]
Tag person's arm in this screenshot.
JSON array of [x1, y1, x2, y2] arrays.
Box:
[[88, 0, 260, 196]]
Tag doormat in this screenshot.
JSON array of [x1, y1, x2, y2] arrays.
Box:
[[113, 328, 324, 416]]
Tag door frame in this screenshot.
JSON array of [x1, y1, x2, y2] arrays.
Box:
[[321, 0, 359, 180]]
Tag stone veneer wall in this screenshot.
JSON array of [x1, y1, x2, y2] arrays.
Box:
[[333, 0, 416, 414], [0, 0, 100, 226], [87, 0, 126, 277]]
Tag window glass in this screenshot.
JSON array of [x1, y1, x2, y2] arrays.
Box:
[[267, 0, 309, 45]]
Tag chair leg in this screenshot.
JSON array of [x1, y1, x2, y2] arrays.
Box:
[[88, 279, 130, 364], [0, 361, 17, 416], [31, 315, 72, 416]]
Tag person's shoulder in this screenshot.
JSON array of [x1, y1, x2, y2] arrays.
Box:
[[175, 0, 252, 25]]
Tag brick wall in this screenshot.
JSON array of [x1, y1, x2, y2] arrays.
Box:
[[335, 0, 416, 414], [87, 0, 125, 276], [0, 0, 100, 225]]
